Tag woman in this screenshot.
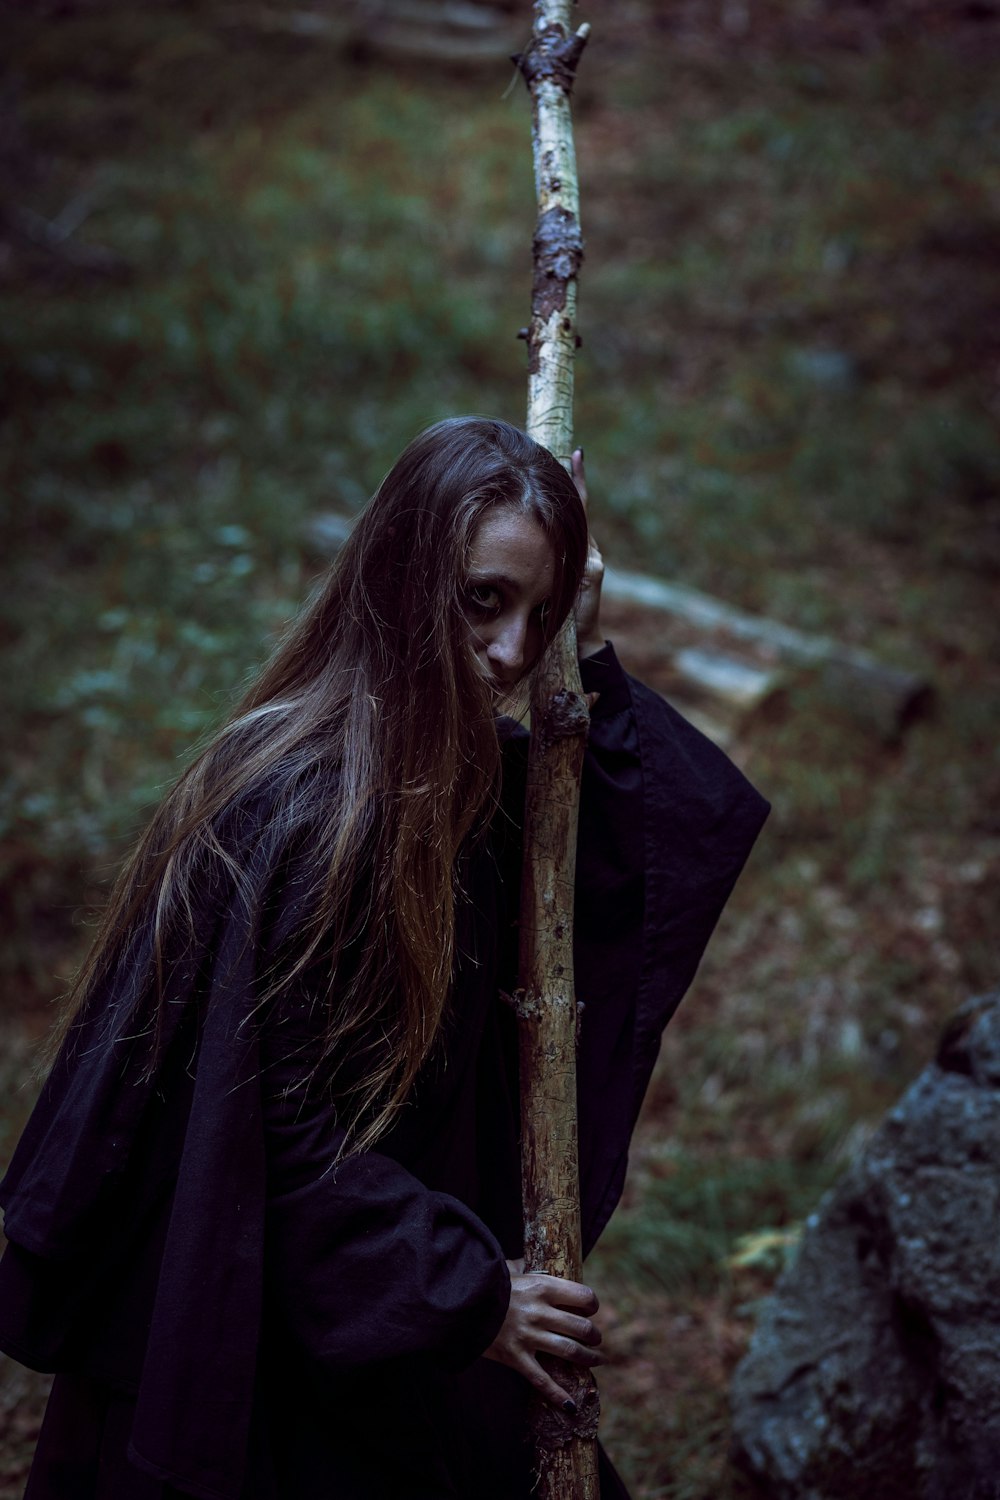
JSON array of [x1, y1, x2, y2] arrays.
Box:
[[0, 417, 768, 1499]]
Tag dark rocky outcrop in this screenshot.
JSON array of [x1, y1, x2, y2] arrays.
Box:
[[731, 992, 1000, 1499]]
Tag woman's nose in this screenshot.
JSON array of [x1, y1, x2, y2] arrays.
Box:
[[487, 619, 528, 680]]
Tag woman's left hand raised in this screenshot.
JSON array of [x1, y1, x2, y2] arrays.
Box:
[[571, 448, 606, 659]]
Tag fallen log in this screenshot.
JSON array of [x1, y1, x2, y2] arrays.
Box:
[[223, 3, 520, 62], [664, 647, 787, 743], [602, 566, 932, 740]]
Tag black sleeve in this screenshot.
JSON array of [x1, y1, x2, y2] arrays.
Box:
[[257, 996, 511, 1375], [576, 643, 770, 1249]]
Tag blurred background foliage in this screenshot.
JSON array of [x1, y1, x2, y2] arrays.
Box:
[[1, 1, 999, 1495]]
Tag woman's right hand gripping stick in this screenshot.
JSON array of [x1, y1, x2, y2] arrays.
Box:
[[483, 1262, 606, 1411]]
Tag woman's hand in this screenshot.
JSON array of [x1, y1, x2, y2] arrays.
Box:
[[483, 1259, 605, 1409], [571, 448, 606, 659]]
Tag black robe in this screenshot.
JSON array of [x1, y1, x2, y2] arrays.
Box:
[[0, 646, 769, 1499]]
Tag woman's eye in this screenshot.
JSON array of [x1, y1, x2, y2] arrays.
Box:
[[465, 584, 502, 615]]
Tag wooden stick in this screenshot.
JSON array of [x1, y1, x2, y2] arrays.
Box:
[[513, 5, 599, 1496]]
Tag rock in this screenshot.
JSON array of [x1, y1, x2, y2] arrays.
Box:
[[731, 992, 1000, 1499]]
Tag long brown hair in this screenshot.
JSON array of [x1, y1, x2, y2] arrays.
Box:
[[57, 417, 588, 1151]]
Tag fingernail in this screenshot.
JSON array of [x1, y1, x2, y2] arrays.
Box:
[[562, 1398, 578, 1415], [578, 446, 584, 461]]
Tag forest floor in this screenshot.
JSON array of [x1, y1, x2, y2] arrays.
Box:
[[2, 1, 999, 1496]]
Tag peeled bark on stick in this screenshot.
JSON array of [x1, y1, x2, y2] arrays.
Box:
[[513, 5, 599, 1497]]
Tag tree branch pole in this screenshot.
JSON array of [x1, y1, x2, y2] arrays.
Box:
[[514, 6, 598, 1497]]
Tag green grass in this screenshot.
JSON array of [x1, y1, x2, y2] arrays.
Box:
[[590, 1147, 842, 1298]]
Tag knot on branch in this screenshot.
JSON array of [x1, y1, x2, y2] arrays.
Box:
[[538, 686, 590, 751], [508, 987, 542, 1020], [532, 207, 584, 323], [512, 23, 589, 94], [510, 988, 577, 1023], [533, 1370, 601, 1449], [523, 1215, 549, 1268]]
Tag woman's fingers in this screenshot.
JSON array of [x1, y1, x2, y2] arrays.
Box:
[[483, 1272, 605, 1407], [513, 1277, 606, 1367], [514, 1341, 604, 1407], [531, 1328, 606, 1368], [517, 1351, 577, 1409], [571, 446, 588, 508], [527, 1271, 599, 1315], [568, 446, 605, 656], [568, 444, 602, 576], [545, 1309, 603, 1347]]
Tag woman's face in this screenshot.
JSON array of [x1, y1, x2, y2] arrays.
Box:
[[463, 506, 556, 693]]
